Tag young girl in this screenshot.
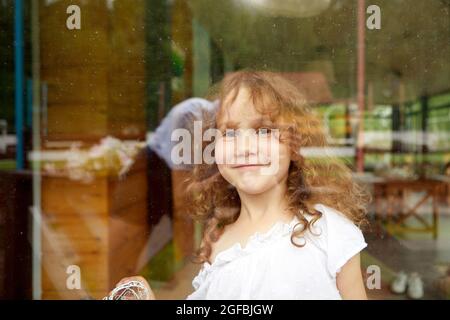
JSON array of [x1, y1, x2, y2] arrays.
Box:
[[117, 71, 371, 300]]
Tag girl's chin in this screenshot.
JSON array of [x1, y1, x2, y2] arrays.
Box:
[[235, 182, 275, 195]]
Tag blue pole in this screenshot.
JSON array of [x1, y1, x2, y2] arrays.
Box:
[[27, 79, 33, 128], [14, 0, 25, 169]]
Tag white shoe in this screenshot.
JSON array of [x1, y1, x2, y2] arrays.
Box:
[[407, 272, 424, 299], [390, 271, 408, 294]]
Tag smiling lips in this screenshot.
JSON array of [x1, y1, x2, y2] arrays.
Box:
[[231, 164, 270, 170]]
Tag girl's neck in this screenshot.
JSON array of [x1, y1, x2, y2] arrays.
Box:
[[236, 177, 292, 225]]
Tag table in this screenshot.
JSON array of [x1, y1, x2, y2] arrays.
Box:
[[372, 178, 447, 239]]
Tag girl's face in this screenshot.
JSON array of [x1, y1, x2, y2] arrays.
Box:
[[215, 88, 291, 195]]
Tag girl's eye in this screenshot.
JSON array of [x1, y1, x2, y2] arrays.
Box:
[[223, 130, 237, 138], [257, 127, 272, 136]]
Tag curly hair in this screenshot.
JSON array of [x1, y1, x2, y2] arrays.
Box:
[[186, 70, 371, 264]]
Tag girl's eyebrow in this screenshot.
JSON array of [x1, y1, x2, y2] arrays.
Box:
[[218, 118, 270, 130], [221, 120, 240, 129], [246, 118, 276, 129], [250, 118, 273, 128]]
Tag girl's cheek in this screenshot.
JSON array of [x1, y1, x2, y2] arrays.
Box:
[[214, 139, 235, 165], [259, 138, 279, 164]]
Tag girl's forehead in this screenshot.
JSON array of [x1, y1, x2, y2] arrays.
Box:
[[225, 88, 254, 111], [218, 104, 264, 128], [218, 88, 264, 125]]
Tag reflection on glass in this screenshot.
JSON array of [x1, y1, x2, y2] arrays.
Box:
[[0, 0, 448, 300]]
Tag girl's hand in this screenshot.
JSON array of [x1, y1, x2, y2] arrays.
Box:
[[110, 276, 156, 300]]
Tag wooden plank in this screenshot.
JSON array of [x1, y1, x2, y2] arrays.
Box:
[[108, 92, 147, 112], [46, 104, 107, 138], [41, 214, 108, 255], [108, 172, 147, 213], [41, 252, 108, 294], [107, 61, 146, 78], [109, 201, 149, 252], [39, 0, 109, 69], [108, 231, 150, 286], [42, 177, 108, 217], [42, 67, 109, 106], [42, 290, 104, 300], [40, 39, 109, 69]]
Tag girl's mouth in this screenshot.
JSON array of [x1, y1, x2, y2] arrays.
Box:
[[231, 164, 270, 170]]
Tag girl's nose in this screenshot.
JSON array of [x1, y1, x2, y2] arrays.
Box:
[[235, 129, 258, 157]]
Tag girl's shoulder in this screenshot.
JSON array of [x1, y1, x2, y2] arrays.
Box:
[[305, 203, 367, 276], [307, 203, 361, 233]]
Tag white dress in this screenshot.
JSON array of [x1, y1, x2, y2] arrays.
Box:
[[186, 203, 367, 300]]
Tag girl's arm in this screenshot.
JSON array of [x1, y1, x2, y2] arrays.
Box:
[[336, 253, 368, 300]]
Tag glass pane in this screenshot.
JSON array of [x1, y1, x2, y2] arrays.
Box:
[[0, 0, 449, 301]]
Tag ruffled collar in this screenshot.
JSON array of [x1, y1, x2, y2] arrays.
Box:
[[192, 216, 301, 290]]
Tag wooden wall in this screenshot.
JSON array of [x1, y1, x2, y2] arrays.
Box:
[[39, 0, 149, 299], [39, 0, 146, 142], [41, 155, 149, 300], [38, 0, 197, 299]]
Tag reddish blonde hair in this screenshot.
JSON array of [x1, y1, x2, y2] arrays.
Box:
[[187, 70, 371, 264]]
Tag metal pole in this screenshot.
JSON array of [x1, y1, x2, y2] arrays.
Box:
[[31, 0, 42, 300], [356, 0, 366, 172], [14, 0, 25, 169]]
